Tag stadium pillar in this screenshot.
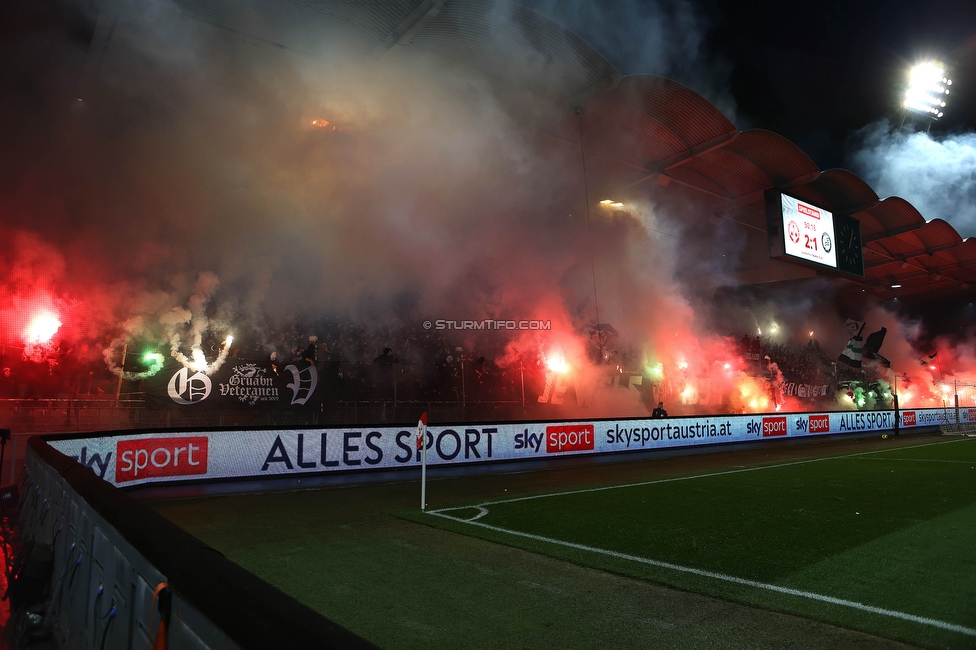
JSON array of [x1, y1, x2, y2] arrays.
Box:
[[0, 429, 8, 487], [458, 348, 466, 410], [893, 394, 900, 436], [955, 380, 960, 424], [115, 342, 127, 406], [519, 359, 525, 408]]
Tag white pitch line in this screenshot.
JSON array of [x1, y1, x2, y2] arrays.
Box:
[[428, 511, 976, 638], [432, 437, 970, 514], [842, 457, 976, 465]]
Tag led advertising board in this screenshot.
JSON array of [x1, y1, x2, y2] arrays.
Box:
[[47, 407, 954, 487]]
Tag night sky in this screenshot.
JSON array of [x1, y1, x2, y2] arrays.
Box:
[[6, 0, 975, 173], [714, 0, 976, 168], [532, 0, 976, 170]]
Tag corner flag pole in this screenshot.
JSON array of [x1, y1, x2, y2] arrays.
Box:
[[418, 412, 428, 512]]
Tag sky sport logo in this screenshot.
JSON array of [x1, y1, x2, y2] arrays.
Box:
[[761, 416, 788, 437], [809, 415, 830, 433], [116, 437, 209, 483], [546, 424, 595, 453], [902, 411, 917, 427]]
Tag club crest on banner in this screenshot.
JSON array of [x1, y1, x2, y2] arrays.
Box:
[[167, 367, 212, 405], [219, 363, 279, 406], [285, 363, 318, 406]]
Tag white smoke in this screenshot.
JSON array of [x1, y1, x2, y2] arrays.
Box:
[[522, 0, 736, 119], [161, 272, 233, 375], [850, 121, 976, 238]]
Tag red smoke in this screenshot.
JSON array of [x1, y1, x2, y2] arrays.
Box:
[[3, 7, 975, 417]]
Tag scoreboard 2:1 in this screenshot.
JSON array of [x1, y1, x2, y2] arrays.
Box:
[[767, 190, 863, 278], [780, 194, 837, 269]]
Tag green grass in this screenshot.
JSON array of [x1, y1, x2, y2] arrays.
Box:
[[403, 437, 976, 648], [149, 433, 974, 649]]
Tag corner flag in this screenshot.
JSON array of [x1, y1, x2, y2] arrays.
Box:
[[416, 412, 427, 450], [418, 412, 428, 512]]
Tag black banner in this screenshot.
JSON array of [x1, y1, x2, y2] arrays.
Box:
[[781, 382, 830, 398], [144, 359, 323, 410]]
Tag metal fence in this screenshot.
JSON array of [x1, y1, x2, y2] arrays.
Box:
[[15, 437, 374, 649], [0, 397, 543, 433]]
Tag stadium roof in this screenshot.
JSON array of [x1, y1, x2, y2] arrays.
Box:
[[132, 0, 975, 301]]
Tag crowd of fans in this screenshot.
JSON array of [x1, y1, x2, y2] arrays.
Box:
[[1, 341, 111, 400], [738, 335, 867, 385], [247, 317, 534, 403], [0, 317, 876, 407], [0, 318, 544, 404]]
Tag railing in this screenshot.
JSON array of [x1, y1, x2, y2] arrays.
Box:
[[0, 397, 541, 434]]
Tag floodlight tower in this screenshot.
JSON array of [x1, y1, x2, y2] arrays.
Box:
[[878, 60, 953, 195], [901, 61, 952, 132]]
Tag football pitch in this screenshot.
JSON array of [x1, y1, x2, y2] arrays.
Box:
[[151, 432, 976, 649]]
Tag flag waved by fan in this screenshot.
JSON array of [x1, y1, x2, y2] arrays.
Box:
[[845, 319, 865, 336], [838, 321, 866, 368], [861, 327, 891, 368]]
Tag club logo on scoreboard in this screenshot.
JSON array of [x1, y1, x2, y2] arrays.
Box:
[[821, 232, 832, 253], [788, 221, 800, 244]]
